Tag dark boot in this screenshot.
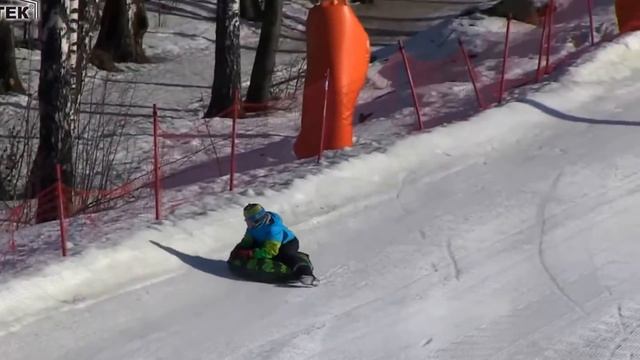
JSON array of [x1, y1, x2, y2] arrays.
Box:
[[274, 239, 316, 280]]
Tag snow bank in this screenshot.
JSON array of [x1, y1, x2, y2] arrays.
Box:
[[566, 32, 640, 83]]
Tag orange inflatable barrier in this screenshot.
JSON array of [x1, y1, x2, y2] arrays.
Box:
[[616, 0, 640, 33], [293, 0, 370, 159]]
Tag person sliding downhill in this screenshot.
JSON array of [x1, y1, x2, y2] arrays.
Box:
[[232, 204, 318, 286]]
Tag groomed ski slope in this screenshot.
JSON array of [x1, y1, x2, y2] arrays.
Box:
[[5, 33, 640, 360]]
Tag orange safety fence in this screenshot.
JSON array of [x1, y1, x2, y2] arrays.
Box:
[[0, 87, 322, 263], [358, 0, 604, 132]]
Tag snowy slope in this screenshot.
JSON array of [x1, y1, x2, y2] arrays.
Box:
[[4, 24, 640, 359]]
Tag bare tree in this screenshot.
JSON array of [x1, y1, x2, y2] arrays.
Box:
[[0, 20, 26, 94], [246, 0, 282, 105], [204, 0, 241, 118], [0, 107, 37, 205], [0, 170, 6, 199], [90, 0, 149, 71], [269, 55, 306, 100], [28, 0, 81, 222], [76, 0, 97, 88]]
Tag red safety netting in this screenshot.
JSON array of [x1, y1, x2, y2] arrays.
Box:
[[355, 0, 610, 133]]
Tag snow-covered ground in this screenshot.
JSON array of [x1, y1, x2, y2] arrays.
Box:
[[5, 29, 640, 358], [4, 0, 640, 358]]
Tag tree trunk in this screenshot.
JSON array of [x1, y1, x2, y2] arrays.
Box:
[[246, 0, 282, 106], [76, 0, 87, 90], [90, 0, 149, 71], [0, 21, 26, 94], [29, 0, 78, 222], [0, 170, 6, 200], [204, 0, 241, 118], [240, 0, 262, 21], [76, 0, 100, 86]]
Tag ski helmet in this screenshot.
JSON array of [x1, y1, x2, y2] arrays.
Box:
[[243, 203, 268, 227]]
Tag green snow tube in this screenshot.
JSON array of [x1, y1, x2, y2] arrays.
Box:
[[226, 251, 314, 284]]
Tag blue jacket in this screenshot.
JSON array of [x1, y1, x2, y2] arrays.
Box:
[[240, 212, 296, 259]]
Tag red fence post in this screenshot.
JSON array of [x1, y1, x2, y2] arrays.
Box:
[[458, 38, 486, 110], [498, 14, 512, 105], [398, 40, 424, 131], [536, 12, 549, 82], [152, 104, 161, 221], [56, 164, 67, 257], [545, 0, 555, 74], [587, 0, 595, 46], [317, 70, 330, 164], [229, 92, 239, 192]]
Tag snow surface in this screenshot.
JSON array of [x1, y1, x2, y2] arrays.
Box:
[[5, 31, 640, 357], [4, 0, 640, 359]]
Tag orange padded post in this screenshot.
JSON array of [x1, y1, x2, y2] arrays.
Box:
[[293, 0, 370, 159], [616, 0, 640, 33]]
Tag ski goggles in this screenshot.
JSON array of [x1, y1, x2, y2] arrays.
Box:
[[244, 211, 267, 228]]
